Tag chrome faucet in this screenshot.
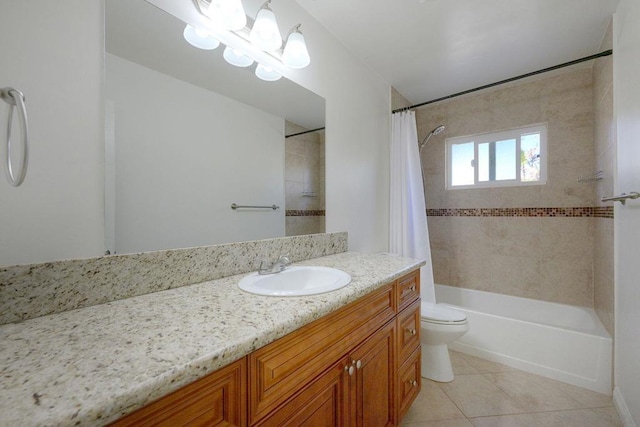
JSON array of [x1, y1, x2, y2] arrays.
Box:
[[258, 253, 291, 275]]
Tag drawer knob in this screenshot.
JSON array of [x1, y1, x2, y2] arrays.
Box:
[[352, 359, 362, 369], [406, 328, 416, 336], [409, 380, 418, 388], [409, 284, 416, 292], [345, 365, 355, 376]]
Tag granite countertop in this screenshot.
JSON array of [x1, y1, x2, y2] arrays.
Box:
[[0, 252, 423, 427]]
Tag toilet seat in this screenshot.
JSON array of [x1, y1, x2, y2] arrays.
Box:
[[421, 302, 467, 325]]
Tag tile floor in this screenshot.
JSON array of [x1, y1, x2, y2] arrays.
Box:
[[401, 350, 622, 427]]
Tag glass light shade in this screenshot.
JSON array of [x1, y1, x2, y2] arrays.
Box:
[[250, 5, 282, 51], [183, 25, 220, 50], [223, 46, 254, 67], [255, 64, 282, 81], [282, 30, 310, 68], [206, 0, 247, 31]]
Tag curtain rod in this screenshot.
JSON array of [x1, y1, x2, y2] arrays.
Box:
[[285, 127, 326, 138], [392, 49, 613, 114]]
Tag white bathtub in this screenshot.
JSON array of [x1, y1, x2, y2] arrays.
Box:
[[435, 284, 613, 395]]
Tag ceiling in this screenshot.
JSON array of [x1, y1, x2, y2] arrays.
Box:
[[295, 0, 620, 105]]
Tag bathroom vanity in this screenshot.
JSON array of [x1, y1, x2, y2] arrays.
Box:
[[113, 269, 421, 426], [0, 250, 423, 426]]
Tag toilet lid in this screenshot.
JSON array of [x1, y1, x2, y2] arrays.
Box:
[[421, 302, 467, 322]]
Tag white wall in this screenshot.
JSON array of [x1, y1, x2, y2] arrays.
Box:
[[106, 54, 285, 254], [266, 3, 392, 253], [613, 0, 640, 424], [0, 1, 105, 267]]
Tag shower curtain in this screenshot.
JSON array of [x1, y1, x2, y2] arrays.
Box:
[[390, 111, 436, 303]]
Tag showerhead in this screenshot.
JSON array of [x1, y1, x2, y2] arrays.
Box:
[[419, 124, 445, 148], [431, 125, 445, 135]]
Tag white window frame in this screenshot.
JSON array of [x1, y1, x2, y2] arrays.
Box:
[[445, 123, 548, 190]]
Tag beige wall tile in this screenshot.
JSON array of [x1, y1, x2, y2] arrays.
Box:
[[285, 216, 325, 236], [431, 249, 450, 285], [427, 217, 451, 251], [489, 186, 541, 208], [591, 20, 615, 334], [488, 255, 543, 299], [448, 249, 492, 291], [537, 218, 593, 262], [490, 217, 542, 258], [418, 67, 604, 306], [539, 258, 593, 306]]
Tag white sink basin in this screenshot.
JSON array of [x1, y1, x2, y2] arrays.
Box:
[[238, 266, 352, 296]]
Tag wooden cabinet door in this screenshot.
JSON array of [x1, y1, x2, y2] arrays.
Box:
[[111, 358, 246, 427], [254, 357, 350, 427], [349, 320, 396, 427], [249, 284, 395, 424]]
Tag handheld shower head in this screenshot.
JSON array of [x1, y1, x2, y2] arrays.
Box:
[[419, 124, 445, 148]]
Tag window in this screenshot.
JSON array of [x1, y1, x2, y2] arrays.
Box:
[[446, 123, 547, 189]]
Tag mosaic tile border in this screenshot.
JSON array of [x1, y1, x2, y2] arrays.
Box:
[[427, 206, 614, 218], [286, 210, 326, 217]]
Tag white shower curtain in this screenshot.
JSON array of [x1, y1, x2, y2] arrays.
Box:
[[390, 111, 436, 303]]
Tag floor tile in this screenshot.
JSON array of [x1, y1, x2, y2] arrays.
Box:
[[402, 380, 466, 424], [468, 408, 623, 427], [402, 420, 474, 427], [449, 350, 480, 375], [469, 412, 539, 427], [401, 352, 622, 427], [453, 351, 516, 374], [534, 408, 621, 426], [551, 378, 615, 408], [438, 373, 528, 417], [484, 371, 585, 412]]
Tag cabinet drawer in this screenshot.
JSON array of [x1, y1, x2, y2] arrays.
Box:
[[397, 347, 421, 422], [249, 283, 395, 424], [396, 270, 420, 312], [397, 299, 421, 367], [111, 358, 246, 427]]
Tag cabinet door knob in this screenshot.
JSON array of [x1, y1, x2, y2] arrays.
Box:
[[409, 284, 416, 292], [406, 328, 416, 336], [345, 365, 355, 376], [408, 380, 418, 388], [352, 359, 362, 369]]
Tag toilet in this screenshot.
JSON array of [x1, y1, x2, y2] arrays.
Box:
[[420, 301, 469, 382]]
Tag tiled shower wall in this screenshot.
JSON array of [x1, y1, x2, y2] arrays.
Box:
[[592, 21, 615, 336], [285, 121, 326, 236], [417, 67, 600, 307]]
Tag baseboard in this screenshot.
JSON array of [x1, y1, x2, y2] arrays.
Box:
[[614, 387, 637, 427]]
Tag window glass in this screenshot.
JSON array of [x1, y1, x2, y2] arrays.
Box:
[[521, 132, 541, 182], [478, 139, 516, 182], [451, 141, 475, 186], [446, 123, 546, 189]]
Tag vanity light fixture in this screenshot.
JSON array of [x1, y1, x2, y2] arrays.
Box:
[[282, 24, 310, 69], [255, 64, 282, 81], [183, 25, 220, 50], [223, 45, 254, 67], [177, 0, 311, 82], [249, 0, 282, 52], [204, 0, 247, 31]]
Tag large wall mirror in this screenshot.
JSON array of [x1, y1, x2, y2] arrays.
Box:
[[105, 0, 326, 255]]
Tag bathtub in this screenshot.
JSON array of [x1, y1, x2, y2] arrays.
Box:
[[435, 284, 613, 395]]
